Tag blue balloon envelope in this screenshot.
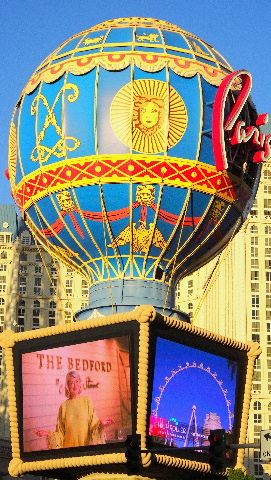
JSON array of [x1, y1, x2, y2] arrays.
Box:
[[8, 18, 261, 314]]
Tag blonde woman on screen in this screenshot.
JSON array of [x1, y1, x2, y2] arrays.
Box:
[[36, 371, 112, 449]]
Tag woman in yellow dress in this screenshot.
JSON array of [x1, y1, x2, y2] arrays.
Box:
[[36, 371, 110, 449]]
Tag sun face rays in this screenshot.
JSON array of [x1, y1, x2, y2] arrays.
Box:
[[111, 79, 188, 154]]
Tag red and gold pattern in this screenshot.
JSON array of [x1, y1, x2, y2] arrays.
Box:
[[25, 52, 229, 94], [8, 122, 17, 192], [13, 154, 251, 213]]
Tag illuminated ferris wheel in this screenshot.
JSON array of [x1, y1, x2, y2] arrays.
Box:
[[152, 361, 234, 432]]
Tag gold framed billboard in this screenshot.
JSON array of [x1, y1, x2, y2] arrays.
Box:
[[0, 305, 260, 478]]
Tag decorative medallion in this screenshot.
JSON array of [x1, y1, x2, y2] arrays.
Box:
[[110, 79, 188, 154]]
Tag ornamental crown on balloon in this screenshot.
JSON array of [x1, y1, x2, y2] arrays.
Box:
[[8, 17, 265, 314]]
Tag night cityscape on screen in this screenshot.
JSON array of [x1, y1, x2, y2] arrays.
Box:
[[150, 337, 238, 447]]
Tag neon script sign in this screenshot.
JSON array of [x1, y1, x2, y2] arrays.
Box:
[[213, 69, 270, 171]]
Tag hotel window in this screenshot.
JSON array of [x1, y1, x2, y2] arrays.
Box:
[[266, 226, 271, 235], [50, 278, 57, 295], [268, 371, 271, 391], [251, 283, 259, 292], [269, 402, 271, 424], [81, 279, 89, 296], [251, 270, 259, 292], [50, 265, 57, 275], [0, 346, 2, 375], [35, 265, 42, 274], [253, 401, 261, 410], [267, 295, 271, 308], [264, 185, 271, 195], [0, 264, 7, 271], [251, 246, 258, 257], [20, 252, 28, 262], [0, 275, 6, 292], [66, 279, 73, 296], [250, 200, 258, 216], [49, 301, 56, 327], [21, 234, 31, 245], [32, 300, 40, 329], [81, 302, 88, 309], [35, 253, 42, 263], [254, 425, 261, 437], [19, 276, 26, 295], [252, 321, 260, 332], [251, 258, 259, 268], [250, 225, 258, 233], [251, 310, 259, 320], [252, 295, 259, 308], [18, 300, 25, 327], [254, 451, 263, 476], [20, 265, 27, 274], [64, 301, 72, 323], [34, 277, 41, 295], [251, 237, 258, 245], [0, 306, 4, 325], [0, 234, 11, 243], [254, 358, 261, 369], [188, 280, 193, 295], [0, 251, 7, 259], [254, 413, 262, 423], [252, 333, 260, 343]]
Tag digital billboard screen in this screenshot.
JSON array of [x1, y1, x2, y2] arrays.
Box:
[[16, 326, 135, 459], [149, 336, 240, 454]]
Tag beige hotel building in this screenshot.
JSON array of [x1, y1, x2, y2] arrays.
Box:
[[177, 161, 271, 479], [1, 161, 271, 478]]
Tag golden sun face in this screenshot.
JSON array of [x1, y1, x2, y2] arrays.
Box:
[[140, 101, 159, 128], [110, 79, 188, 154]]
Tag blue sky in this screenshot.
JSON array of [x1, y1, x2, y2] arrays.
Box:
[[1, 0, 271, 206]]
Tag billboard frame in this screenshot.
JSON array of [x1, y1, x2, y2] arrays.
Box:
[[0, 305, 260, 478]]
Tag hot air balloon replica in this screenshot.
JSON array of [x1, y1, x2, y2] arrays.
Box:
[[3, 17, 264, 480], [7, 17, 262, 318]]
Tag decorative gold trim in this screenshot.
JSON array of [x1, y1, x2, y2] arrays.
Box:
[[24, 52, 228, 95], [35, 17, 232, 76], [8, 122, 17, 192], [235, 341, 262, 469], [79, 474, 157, 480]]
